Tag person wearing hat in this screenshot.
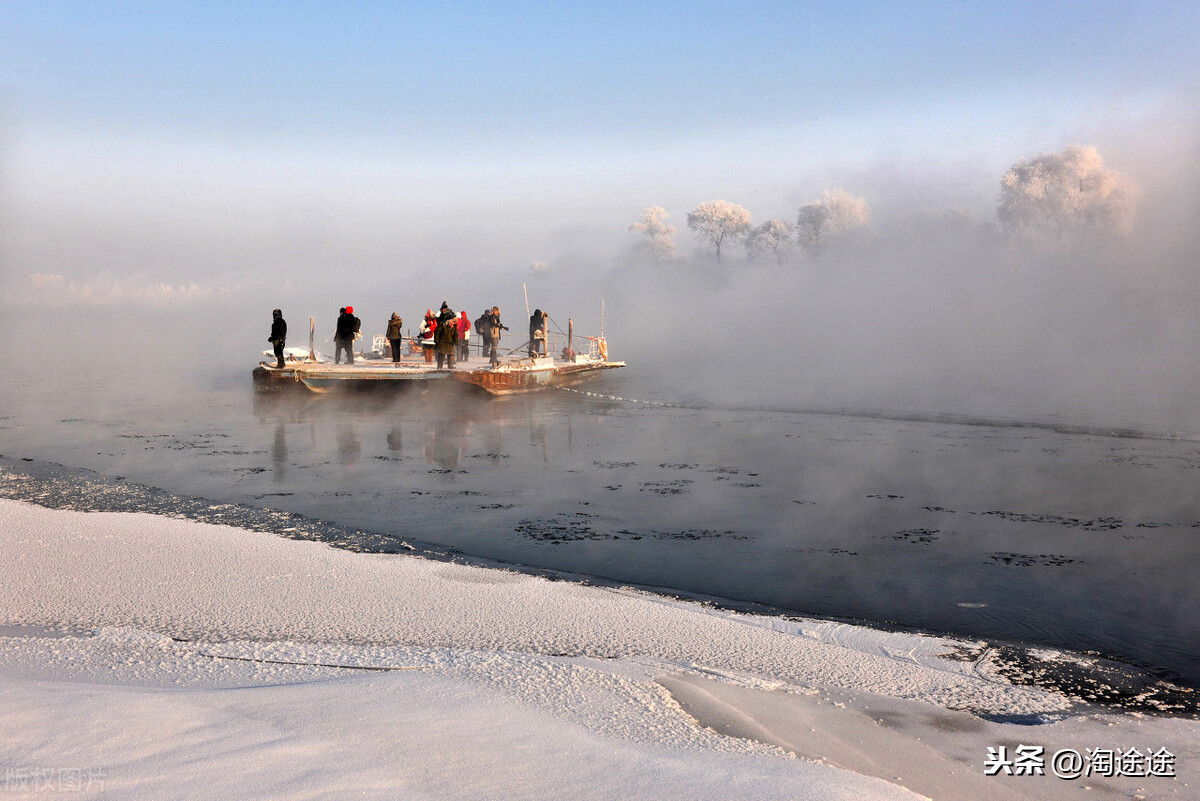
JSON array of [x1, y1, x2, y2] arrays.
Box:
[[434, 302, 458, 369], [486, 305, 508, 365], [267, 308, 287, 368], [335, 306, 358, 364], [385, 312, 404, 363], [420, 309, 437, 364], [528, 309, 547, 358]]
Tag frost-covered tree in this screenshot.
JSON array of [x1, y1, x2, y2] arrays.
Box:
[[796, 189, 869, 251], [629, 206, 677, 260], [686, 200, 752, 262], [997, 145, 1135, 238], [745, 219, 794, 265]]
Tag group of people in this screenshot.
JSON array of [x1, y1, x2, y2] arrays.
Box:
[[414, 304, 512, 369], [268, 303, 552, 370]]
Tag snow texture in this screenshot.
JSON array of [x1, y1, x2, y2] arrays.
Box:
[[0, 499, 1195, 800]]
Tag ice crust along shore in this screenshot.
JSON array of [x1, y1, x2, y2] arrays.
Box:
[[0, 499, 1195, 800]]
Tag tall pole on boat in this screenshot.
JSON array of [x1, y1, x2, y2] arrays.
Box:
[[309, 317, 316, 361], [568, 318, 573, 360], [523, 282, 530, 320]]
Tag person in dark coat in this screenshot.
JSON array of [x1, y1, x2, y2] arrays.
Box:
[[487, 305, 509, 365], [335, 307, 358, 364], [385, 312, 404, 363], [528, 309, 547, 358], [268, 309, 287, 368], [474, 309, 493, 363], [434, 302, 458, 369]]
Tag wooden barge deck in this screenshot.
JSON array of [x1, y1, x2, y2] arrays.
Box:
[[253, 355, 625, 396]]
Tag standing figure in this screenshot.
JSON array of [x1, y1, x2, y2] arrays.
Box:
[[385, 312, 404, 363], [528, 309, 547, 358], [457, 310, 471, 363], [268, 308, 287, 368], [474, 309, 493, 363], [435, 302, 458, 369], [334, 307, 356, 364], [487, 305, 509, 365], [420, 309, 437, 364]]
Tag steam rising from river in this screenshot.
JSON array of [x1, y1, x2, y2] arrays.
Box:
[[3, 105, 1200, 430]]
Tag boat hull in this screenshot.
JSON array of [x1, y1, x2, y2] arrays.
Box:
[[253, 355, 624, 397], [253, 361, 451, 393], [452, 358, 626, 396]]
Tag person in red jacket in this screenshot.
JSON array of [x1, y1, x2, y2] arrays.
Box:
[[457, 311, 471, 363], [420, 309, 436, 364]]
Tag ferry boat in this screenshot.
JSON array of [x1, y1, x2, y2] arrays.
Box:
[[253, 317, 624, 396]]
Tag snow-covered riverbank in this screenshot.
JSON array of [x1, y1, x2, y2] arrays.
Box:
[[0, 498, 1194, 799]]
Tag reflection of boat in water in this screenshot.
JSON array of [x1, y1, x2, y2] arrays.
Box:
[[253, 319, 624, 396]]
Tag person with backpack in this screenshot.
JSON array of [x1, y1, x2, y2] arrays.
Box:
[[474, 309, 493, 362], [528, 309, 547, 358], [335, 306, 357, 364]]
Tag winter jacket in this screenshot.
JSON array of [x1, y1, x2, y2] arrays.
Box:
[[529, 311, 546, 342], [385, 315, 403, 340], [488, 312, 508, 342], [420, 313, 436, 346], [336, 312, 357, 341], [475, 313, 492, 341], [434, 313, 459, 354]]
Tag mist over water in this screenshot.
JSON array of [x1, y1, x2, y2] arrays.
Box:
[[2, 325, 1200, 690], [3, 103, 1200, 699]]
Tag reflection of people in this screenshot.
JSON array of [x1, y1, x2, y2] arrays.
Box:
[[335, 307, 358, 364], [272, 422, 287, 478], [423, 419, 462, 469], [336, 421, 361, 465], [457, 310, 471, 363], [435, 302, 458, 369], [385, 312, 404, 363], [268, 308, 287, 368], [528, 309, 547, 358]]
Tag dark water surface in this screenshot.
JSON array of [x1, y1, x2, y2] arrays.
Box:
[[2, 361, 1199, 691]]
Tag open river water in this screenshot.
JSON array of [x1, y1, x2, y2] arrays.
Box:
[[2, 354, 1199, 707]]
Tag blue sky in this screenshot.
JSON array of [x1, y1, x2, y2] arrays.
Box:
[[5, 2, 1196, 134], [2, 1, 1198, 287]]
